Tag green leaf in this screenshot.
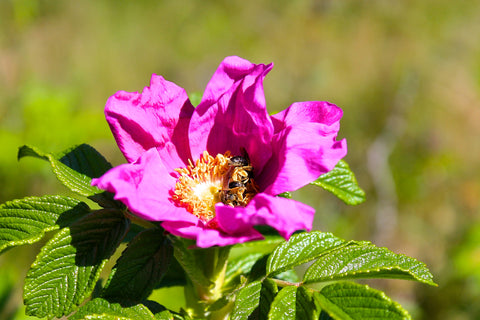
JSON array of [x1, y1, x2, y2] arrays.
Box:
[[312, 160, 366, 205], [266, 286, 320, 320], [23, 209, 129, 318], [57, 143, 113, 179], [231, 279, 277, 320], [158, 257, 187, 288], [247, 255, 270, 282], [267, 285, 297, 320], [274, 269, 300, 283], [315, 282, 411, 320], [70, 298, 168, 320], [205, 295, 232, 313], [233, 236, 285, 252], [296, 286, 321, 320], [304, 244, 436, 286], [18, 144, 111, 197], [252, 279, 278, 320], [277, 192, 292, 199], [102, 228, 173, 303], [228, 237, 284, 283], [232, 236, 284, 258], [188, 91, 203, 107], [0, 195, 90, 253], [230, 281, 262, 320], [266, 231, 350, 276], [156, 310, 185, 320], [225, 252, 265, 288]]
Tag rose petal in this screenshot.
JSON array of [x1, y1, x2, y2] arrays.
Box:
[[105, 74, 194, 163], [271, 101, 344, 133], [215, 193, 315, 240], [94, 58, 349, 249], [161, 220, 263, 248], [92, 147, 197, 223], [258, 101, 347, 195], [161, 221, 201, 239], [188, 56, 274, 173], [258, 125, 347, 195], [196, 227, 263, 248]]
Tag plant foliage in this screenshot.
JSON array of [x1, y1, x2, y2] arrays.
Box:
[[0, 144, 435, 319]]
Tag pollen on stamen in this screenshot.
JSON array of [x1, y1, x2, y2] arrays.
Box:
[[172, 151, 231, 223], [172, 150, 258, 224]]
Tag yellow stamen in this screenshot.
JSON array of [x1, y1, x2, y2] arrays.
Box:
[[172, 150, 258, 223]]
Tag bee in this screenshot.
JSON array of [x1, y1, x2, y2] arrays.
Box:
[[220, 149, 258, 207]]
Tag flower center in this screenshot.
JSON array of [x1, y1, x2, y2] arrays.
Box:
[[172, 150, 259, 223]]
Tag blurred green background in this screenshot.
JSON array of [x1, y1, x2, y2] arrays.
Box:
[[1, 0, 479, 319]]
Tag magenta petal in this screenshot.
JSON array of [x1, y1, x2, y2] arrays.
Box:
[[216, 194, 315, 240], [258, 101, 347, 195], [212, 204, 254, 234], [94, 58, 350, 249], [196, 228, 263, 248], [161, 220, 263, 248], [259, 125, 347, 195], [200, 56, 270, 108], [105, 74, 194, 163], [271, 101, 344, 133], [188, 56, 274, 173], [91, 147, 197, 223], [161, 221, 201, 239]]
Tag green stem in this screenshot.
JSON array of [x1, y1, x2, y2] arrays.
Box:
[[195, 246, 231, 302], [169, 235, 233, 318], [185, 245, 232, 319], [271, 278, 302, 288]]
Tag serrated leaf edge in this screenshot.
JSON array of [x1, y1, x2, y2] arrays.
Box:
[[18, 144, 104, 197], [0, 195, 89, 253], [312, 160, 366, 205], [303, 244, 436, 286], [266, 232, 353, 276], [316, 282, 412, 320]]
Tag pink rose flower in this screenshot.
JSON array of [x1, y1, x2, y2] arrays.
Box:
[[92, 56, 347, 248]]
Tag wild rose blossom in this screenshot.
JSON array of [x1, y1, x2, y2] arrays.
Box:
[[92, 56, 347, 248]]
